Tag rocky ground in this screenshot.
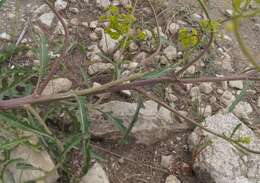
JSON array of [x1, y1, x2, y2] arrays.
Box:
[[0, 0, 260, 183]]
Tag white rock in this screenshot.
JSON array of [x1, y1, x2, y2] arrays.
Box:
[[69, 7, 80, 14], [88, 63, 114, 75], [191, 13, 202, 21], [42, 78, 72, 95], [96, 0, 111, 9], [113, 50, 124, 61], [165, 175, 181, 183], [220, 91, 235, 106], [161, 155, 173, 169], [168, 23, 180, 35], [209, 96, 217, 104], [89, 32, 99, 41], [121, 90, 131, 96], [39, 12, 55, 27], [188, 113, 260, 183], [9, 146, 58, 183], [184, 65, 196, 75], [229, 80, 243, 90], [199, 83, 213, 94], [92, 100, 189, 145], [0, 32, 11, 41], [33, 4, 50, 17], [87, 45, 102, 62], [218, 53, 234, 72], [233, 101, 253, 120], [129, 41, 138, 51], [80, 163, 109, 183], [257, 97, 260, 108], [128, 62, 138, 70], [225, 9, 233, 17], [163, 45, 177, 60], [89, 20, 98, 29], [70, 17, 79, 25], [112, 0, 131, 6], [190, 86, 200, 98], [217, 89, 224, 94], [55, 0, 68, 11], [82, 22, 89, 28], [99, 30, 118, 54]]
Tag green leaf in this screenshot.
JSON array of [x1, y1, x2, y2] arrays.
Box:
[[178, 28, 199, 49], [74, 95, 92, 173], [0, 112, 55, 141], [121, 96, 144, 143], [0, 137, 29, 151], [232, 0, 241, 12], [0, 0, 6, 9], [238, 136, 251, 144], [97, 109, 127, 135], [0, 45, 28, 64], [228, 81, 251, 112], [230, 123, 242, 138], [74, 96, 91, 135], [35, 35, 50, 77], [143, 64, 178, 79], [62, 133, 82, 157], [16, 162, 42, 171]]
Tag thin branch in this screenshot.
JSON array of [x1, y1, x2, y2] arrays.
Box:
[[35, 0, 69, 95], [0, 74, 259, 110]]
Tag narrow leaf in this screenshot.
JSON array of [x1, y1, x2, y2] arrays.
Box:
[[121, 96, 144, 143], [97, 109, 127, 134], [0, 137, 29, 151], [0, 112, 55, 141]]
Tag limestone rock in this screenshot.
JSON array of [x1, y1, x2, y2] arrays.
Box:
[[39, 12, 55, 27], [229, 80, 243, 90], [80, 163, 109, 183], [55, 0, 68, 11], [220, 91, 235, 106], [91, 100, 189, 145], [188, 113, 260, 183], [165, 175, 181, 183], [257, 97, 260, 108], [161, 155, 173, 169], [167, 23, 180, 35], [87, 45, 102, 62], [99, 30, 118, 54], [88, 63, 114, 75], [8, 145, 58, 183], [42, 78, 72, 95], [233, 101, 253, 120], [33, 4, 50, 17], [199, 83, 213, 94], [163, 45, 177, 60], [96, 0, 110, 9], [0, 32, 11, 41]]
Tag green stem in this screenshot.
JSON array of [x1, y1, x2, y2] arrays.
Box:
[[233, 18, 260, 71]]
